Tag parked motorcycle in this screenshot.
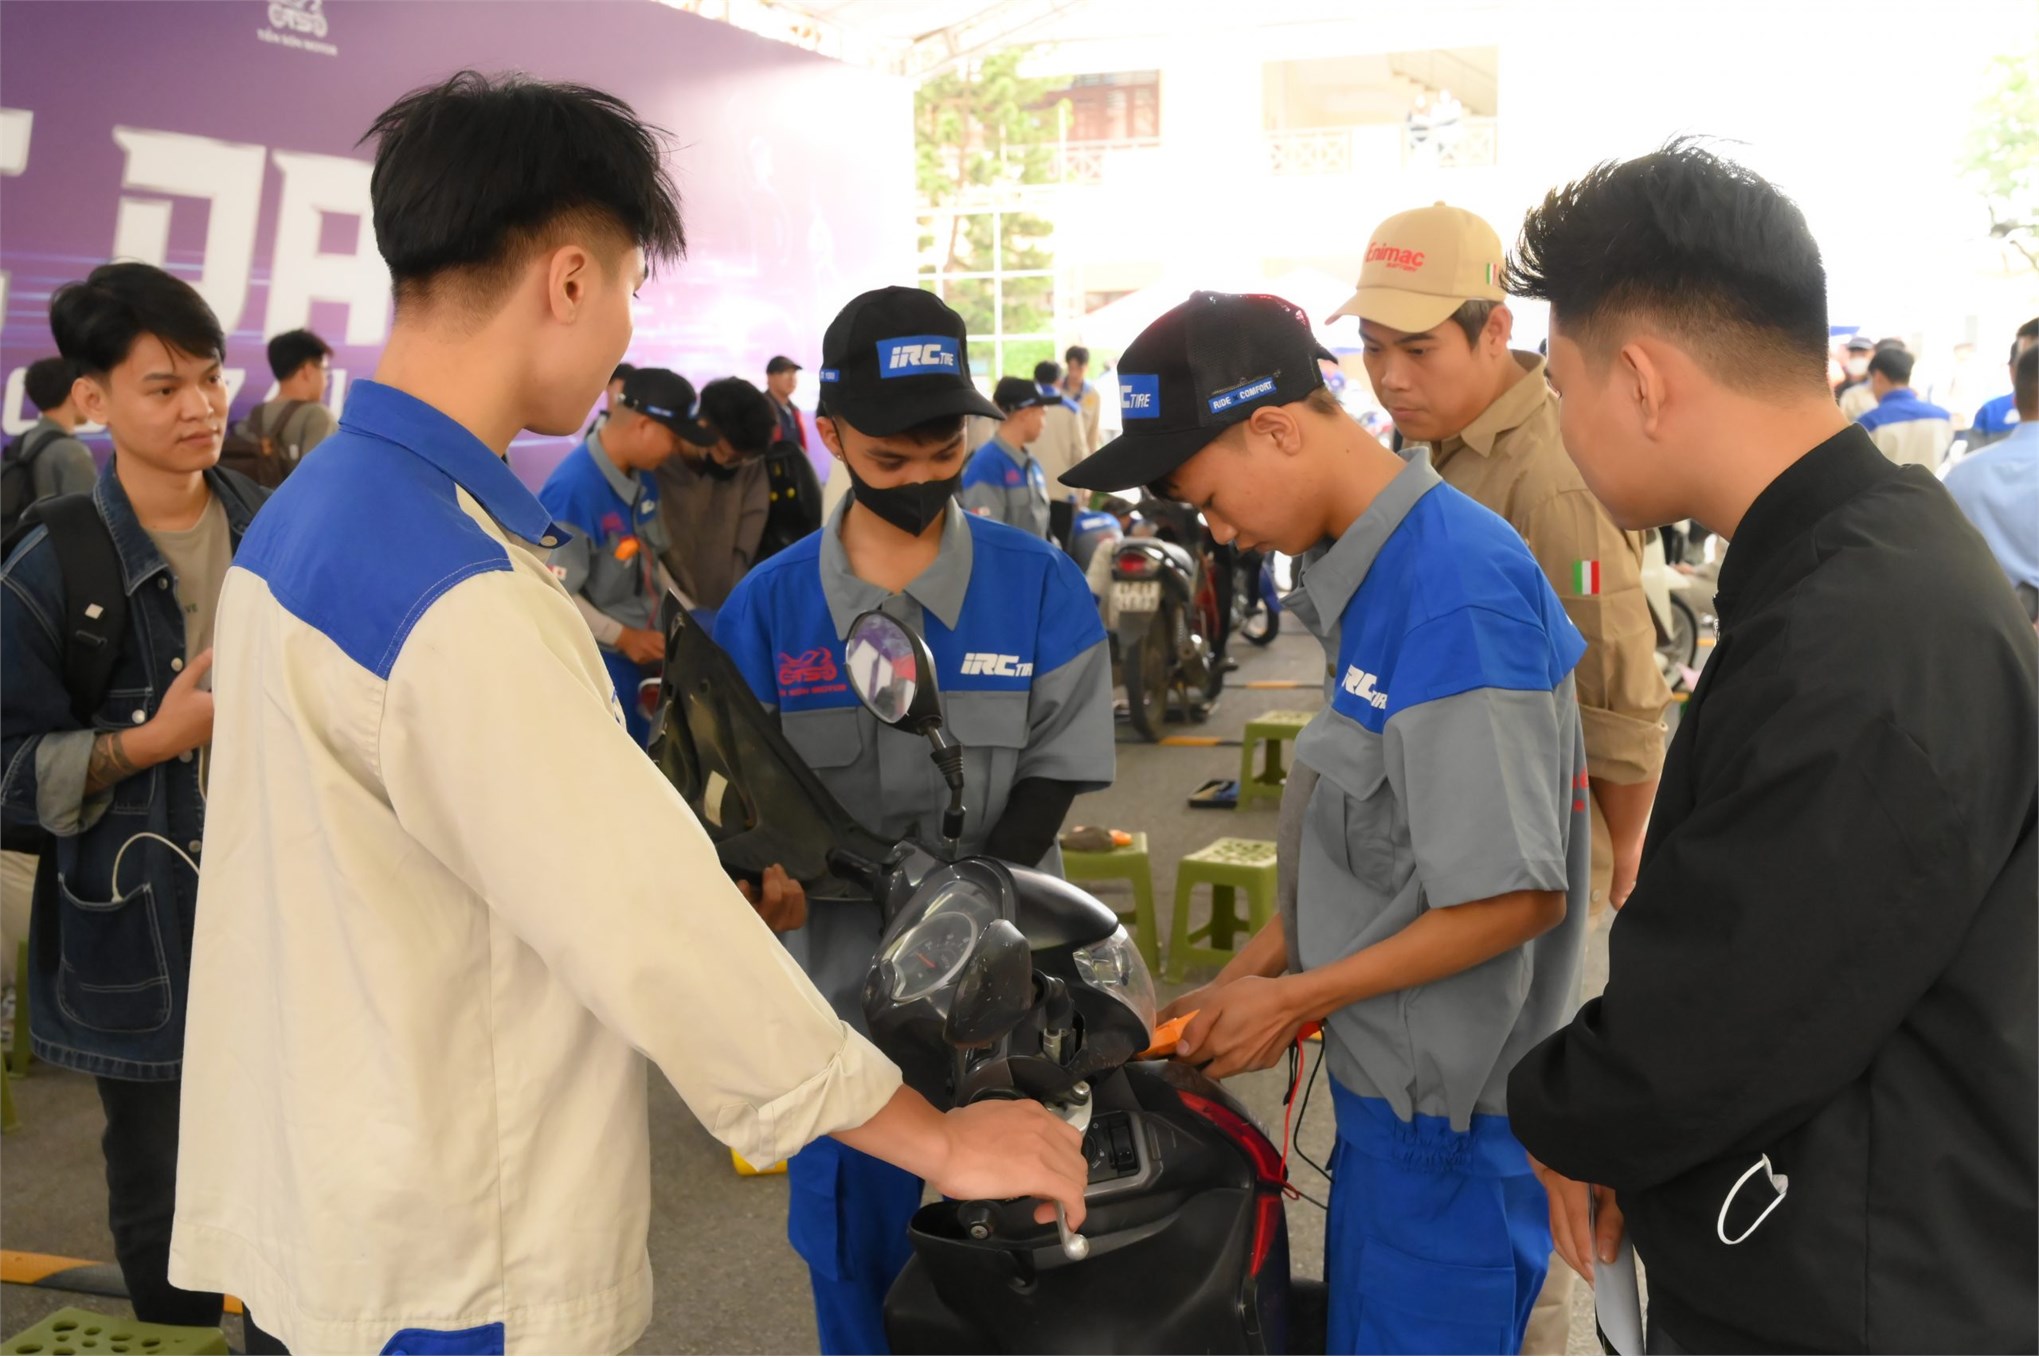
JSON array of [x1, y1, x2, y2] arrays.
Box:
[[1108, 496, 1227, 742], [646, 602, 1321, 1353], [1641, 525, 1701, 691], [1233, 549, 1283, 648]]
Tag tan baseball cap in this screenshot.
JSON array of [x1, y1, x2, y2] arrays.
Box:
[[1326, 202, 1506, 334]]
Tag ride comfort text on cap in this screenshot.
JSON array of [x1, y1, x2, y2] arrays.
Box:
[[1327, 201, 1507, 334]]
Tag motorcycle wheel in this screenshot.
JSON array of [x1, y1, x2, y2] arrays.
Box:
[[1663, 593, 1700, 682], [1240, 604, 1280, 646], [1123, 609, 1173, 742]]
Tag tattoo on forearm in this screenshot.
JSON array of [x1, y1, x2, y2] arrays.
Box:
[[84, 732, 141, 796]]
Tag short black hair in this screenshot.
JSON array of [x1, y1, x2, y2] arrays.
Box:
[[24, 357, 78, 413], [1868, 347, 1913, 385], [1506, 138, 1828, 393], [1446, 299, 1498, 348], [362, 70, 685, 311], [612, 362, 636, 383], [49, 262, 225, 377], [2014, 344, 2037, 419], [267, 328, 332, 381], [697, 376, 777, 457], [2017, 317, 2039, 344], [1033, 360, 1061, 386], [1064, 345, 1090, 366], [819, 405, 965, 448]]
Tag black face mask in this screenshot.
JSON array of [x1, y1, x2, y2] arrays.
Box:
[[844, 461, 959, 537], [700, 455, 742, 482]]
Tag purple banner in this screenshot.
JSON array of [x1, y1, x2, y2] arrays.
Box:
[[0, 0, 910, 486]]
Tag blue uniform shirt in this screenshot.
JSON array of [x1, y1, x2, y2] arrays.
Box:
[[716, 497, 1114, 1028], [1973, 392, 2020, 435], [540, 432, 670, 740], [959, 435, 1051, 538], [1286, 452, 1591, 1130]]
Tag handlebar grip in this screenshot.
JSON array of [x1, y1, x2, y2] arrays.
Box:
[[826, 847, 881, 888]]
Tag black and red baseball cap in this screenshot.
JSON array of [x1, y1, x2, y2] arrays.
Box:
[[1063, 291, 1329, 492], [816, 286, 1004, 436]]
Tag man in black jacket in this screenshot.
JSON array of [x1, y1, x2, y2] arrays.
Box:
[[1503, 140, 2037, 1355]]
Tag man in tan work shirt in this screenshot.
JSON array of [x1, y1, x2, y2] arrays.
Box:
[[1330, 201, 1672, 1355]]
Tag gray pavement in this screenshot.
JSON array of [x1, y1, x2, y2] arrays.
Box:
[[2, 621, 1602, 1352]]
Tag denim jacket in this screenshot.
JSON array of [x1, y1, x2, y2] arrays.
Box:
[[1, 464, 265, 1079]]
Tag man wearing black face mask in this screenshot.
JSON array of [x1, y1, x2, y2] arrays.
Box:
[[713, 286, 1117, 1355], [655, 375, 776, 621]]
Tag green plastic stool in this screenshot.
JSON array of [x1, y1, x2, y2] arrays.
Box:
[[1167, 837, 1278, 982], [1, 1308, 228, 1355], [10, 938, 30, 1077], [1062, 833, 1160, 974], [1237, 710, 1316, 810]]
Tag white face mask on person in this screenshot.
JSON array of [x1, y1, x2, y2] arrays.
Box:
[[1845, 358, 1870, 380]]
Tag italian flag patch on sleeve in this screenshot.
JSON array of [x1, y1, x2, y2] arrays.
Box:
[[1572, 559, 1601, 595]]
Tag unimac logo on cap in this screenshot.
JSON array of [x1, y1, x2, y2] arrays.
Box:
[[1120, 374, 1161, 419], [877, 335, 960, 377], [1207, 375, 1278, 415], [1365, 242, 1427, 273]]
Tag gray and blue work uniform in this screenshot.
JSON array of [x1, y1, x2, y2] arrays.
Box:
[[959, 434, 1051, 538], [1283, 452, 1590, 1356], [715, 496, 1113, 1354], [539, 428, 671, 743]]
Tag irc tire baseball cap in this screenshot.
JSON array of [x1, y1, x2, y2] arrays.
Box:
[[1063, 291, 1328, 493], [1326, 201, 1506, 334], [815, 286, 1004, 436]]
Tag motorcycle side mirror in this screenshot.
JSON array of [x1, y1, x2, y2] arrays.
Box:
[[942, 919, 1034, 1048], [844, 610, 944, 736]]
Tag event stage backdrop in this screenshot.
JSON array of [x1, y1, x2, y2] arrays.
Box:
[[0, 0, 912, 485]]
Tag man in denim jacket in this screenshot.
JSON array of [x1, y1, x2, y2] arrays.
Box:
[[0, 263, 266, 1328]]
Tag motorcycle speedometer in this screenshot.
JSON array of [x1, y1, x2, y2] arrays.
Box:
[[884, 912, 979, 1002], [880, 884, 996, 1002]]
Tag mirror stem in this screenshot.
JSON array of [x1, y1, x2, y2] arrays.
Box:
[[926, 726, 967, 856]]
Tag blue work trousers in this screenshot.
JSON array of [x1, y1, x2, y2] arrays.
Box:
[[1324, 1081, 1551, 1355], [785, 1137, 923, 1354]]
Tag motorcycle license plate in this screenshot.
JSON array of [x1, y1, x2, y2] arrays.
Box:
[[1114, 580, 1161, 612]]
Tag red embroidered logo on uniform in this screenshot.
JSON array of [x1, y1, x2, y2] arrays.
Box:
[[1571, 770, 1590, 815], [1366, 242, 1427, 273], [778, 648, 838, 687]]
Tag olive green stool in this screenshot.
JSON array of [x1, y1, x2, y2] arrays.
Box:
[[1061, 833, 1160, 973], [1236, 710, 1315, 811], [1, 1308, 228, 1356], [1167, 837, 1279, 982]]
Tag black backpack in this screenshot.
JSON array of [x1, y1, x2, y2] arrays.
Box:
[[0, 427, 65, 540], [0, 493, 130, 855]]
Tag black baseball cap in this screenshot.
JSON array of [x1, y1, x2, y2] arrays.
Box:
[[993, 376, 1052, 414], [816, 286, 1003, 436], [621, 367, 716, 446], [766, 355, 802, 375], [1063, 291, 1328, 492]]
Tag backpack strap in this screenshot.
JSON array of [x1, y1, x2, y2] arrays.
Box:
[[17, 426, 65, 467], [32, 494, 131, 729], [266, 400, 309, 452]]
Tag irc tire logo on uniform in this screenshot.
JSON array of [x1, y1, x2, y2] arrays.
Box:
[[960, 653, 1034, 678], [1341, 665, 1388, 709]]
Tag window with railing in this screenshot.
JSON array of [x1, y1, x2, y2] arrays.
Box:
[[1043, 70, 1161, 143], [918, 206, 1058, 382]]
